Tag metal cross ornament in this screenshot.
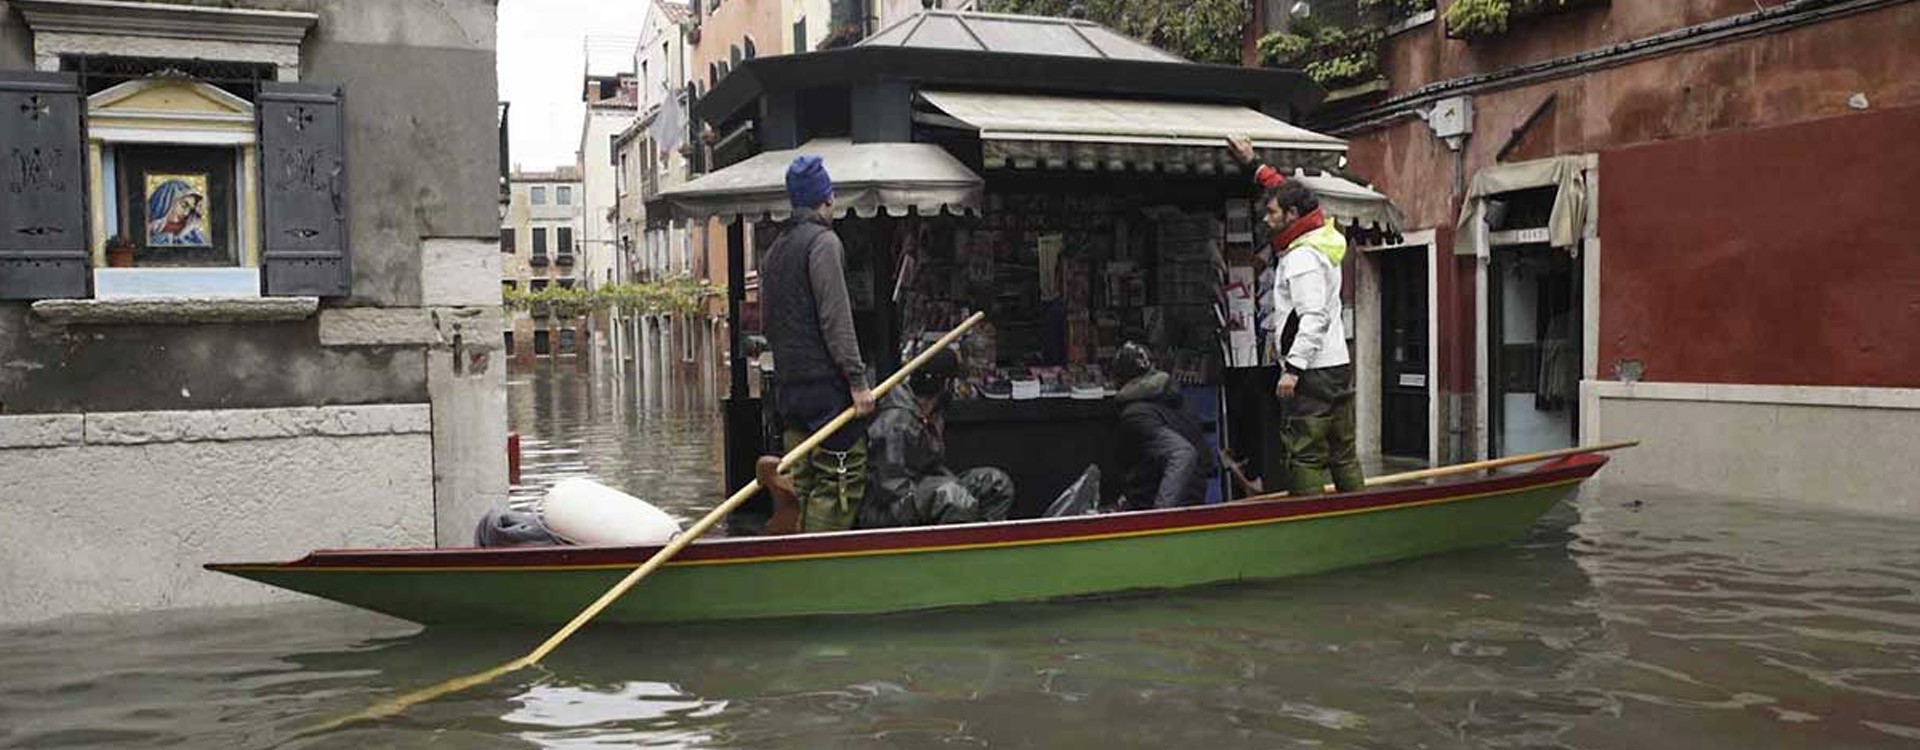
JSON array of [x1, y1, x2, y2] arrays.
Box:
[[20, 95, 50, 121], [288, 105, 314, 131]]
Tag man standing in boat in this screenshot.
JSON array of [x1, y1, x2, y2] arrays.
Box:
[[1228, 136, 1365, 496], [1110, 341, 1216, 510], [755, 155, 876, 533], [858, 343, 1016, 528]]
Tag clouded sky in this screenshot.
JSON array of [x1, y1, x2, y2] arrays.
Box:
[[497, 0, 649, 172]]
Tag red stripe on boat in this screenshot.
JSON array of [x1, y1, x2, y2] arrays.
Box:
[[215, 455, 1606, 572]]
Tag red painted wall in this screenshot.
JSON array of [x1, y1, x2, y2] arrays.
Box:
[[1598, 104, 1920, 388], [1350, 3, 1920, 233]]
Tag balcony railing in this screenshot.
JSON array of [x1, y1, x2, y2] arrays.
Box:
[[530, 254, 550, 268], [555, 253, 576, 267]]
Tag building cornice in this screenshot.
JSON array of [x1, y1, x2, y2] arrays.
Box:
[[14, 0, 318, 45]]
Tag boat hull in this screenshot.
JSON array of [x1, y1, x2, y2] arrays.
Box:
[[209, 455, 1606, 626]]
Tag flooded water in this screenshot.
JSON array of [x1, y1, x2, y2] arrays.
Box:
[[3, 365, 1919, 749], [503, 359, 727, 521]]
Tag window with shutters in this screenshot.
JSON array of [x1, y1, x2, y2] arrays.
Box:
[[532, 186, 547, 205], [500, 227, 516, 253], [557, 227, 574, 255], [0, 56, 350, 300], [556, 185, 572, 205]]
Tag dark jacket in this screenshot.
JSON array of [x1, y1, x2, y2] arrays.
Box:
[[862, 387, 945, 524], [858, 387, 1011, 527], [762, 208, 867, 430], [1115, 372, 1215, 510]]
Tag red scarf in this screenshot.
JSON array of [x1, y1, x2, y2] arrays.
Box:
[[1270, 207, 1326, 252]]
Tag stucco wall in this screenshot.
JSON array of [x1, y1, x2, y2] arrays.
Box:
[[1427, 0, 1766, 84], [0, 308, 428, 413], [0, 404, 434, 625], [581, 108, 632, 287], [0, 0, 502, 414], [1597, 104, 1920, 388], [1586, 383, 1920, 516], [1349, 2, 1920, 233], [304, 0, 501, 307], [695, 0, 785, 89]]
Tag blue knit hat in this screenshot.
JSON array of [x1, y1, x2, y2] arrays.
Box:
[[785, 155, 834, 208]]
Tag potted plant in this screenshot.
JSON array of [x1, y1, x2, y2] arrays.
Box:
[[106, 234, 135, 268]]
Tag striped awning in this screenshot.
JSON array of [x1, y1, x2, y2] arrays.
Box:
[[917, 90, 1346, 173]]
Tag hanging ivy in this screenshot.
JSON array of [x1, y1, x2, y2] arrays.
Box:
[[1445, 0, 1603, 40], [1257, 22, 1386, 90], [503, 277, 717, 318]]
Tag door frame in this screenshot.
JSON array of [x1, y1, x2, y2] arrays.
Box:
[[1356, 228, 1439, 467], [1471, 155, 1600, 460]]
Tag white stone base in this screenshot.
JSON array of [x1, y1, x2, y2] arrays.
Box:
[[1583, 381, 1920, 516], [0, 404, 433, 625], [94, 268, 261, 299]]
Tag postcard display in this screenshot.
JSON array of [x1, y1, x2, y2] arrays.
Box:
[[889, 192, 1238, 402]]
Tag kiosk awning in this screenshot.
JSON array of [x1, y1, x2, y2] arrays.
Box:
[[652, 138, 984, 225], [917, 90, 1346, 173]]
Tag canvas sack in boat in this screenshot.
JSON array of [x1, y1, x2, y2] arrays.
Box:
[[541, 478, 683, 546]]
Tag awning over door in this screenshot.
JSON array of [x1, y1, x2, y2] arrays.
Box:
[[1453, 155, 1588, 256], [916, 90, 1346, 173], [651, 138, 983, 225], [1292, 171, 1404, 233]]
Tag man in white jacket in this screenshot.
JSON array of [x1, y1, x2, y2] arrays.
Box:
[[1230, 136, 1365, 496]]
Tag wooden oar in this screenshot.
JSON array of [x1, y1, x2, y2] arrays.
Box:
[[306, 312, 988, 734], [1236, 440, 1640, 504]]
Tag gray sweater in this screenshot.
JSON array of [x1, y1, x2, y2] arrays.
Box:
[[791, 210, 866, 387]]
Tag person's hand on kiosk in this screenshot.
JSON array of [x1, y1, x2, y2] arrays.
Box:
[[1226, 135, 1256, 166]]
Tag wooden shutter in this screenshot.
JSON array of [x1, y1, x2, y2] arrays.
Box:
[[258, 82, 349, 297], [0, 71, 87, 300]]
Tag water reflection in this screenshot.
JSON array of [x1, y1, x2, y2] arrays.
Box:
[[505, 359, 726, 524]]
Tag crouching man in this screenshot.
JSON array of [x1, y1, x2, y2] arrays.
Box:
[[1109, 342, 1217, 510], [857, 344, 1016, 528]]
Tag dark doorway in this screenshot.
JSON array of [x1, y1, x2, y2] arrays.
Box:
[[1378, 246, 1429, 460]]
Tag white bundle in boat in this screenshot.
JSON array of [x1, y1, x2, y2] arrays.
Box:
[[540, 478, 682, 547]]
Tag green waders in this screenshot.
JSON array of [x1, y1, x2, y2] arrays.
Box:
[[1281, 364, 1365, 496], [783, 428, 868, 532]]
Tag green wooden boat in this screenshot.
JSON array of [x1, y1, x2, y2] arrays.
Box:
[[207, 453, 1609, 627]]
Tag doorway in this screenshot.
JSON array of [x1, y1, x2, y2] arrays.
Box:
[[1487, 244, 1579, 457], [1378, 246, 1429, 459]]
